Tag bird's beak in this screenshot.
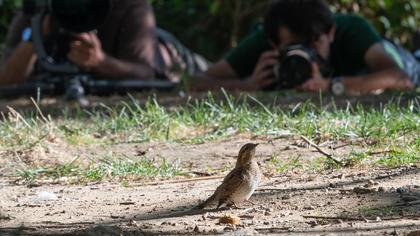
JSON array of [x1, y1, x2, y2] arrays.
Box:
[[253, 143, 259, 147]]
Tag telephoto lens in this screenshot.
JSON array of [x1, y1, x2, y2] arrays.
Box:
[[274, 43, 333, 89]]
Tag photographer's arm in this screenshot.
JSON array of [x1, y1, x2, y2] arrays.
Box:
[[341, 43, 412, 93], [0, 42, 37, 85], [192, 60, 254, 91], [68, 32, 154, 79], [192, 51, 278, 91], [0, 13, 37, 86], [300, 43, 413, 93]]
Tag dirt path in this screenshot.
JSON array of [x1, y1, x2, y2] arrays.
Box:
[[1, 167, 419, 235], [1, 137, 420, 236]]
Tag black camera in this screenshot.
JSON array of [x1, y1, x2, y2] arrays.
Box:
[[23, 0, 110, 33], [0, 0, 176, 102], [20, 0, 111, 104], [274, 44, 333, 89]]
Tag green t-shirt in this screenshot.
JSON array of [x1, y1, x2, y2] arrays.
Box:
[[225, 14, 382, 78]]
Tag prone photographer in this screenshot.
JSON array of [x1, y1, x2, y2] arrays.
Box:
[[0, 0, 208, 87], [192, 0, 419, 95]]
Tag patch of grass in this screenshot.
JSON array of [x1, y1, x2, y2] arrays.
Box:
[[267, 156, 304, 173], [84, 157, 184, 181], [358, 206, 401, 217], [1, 92, 419, 178], [377, 144, 420, 167], [16, 157, 184, 184]]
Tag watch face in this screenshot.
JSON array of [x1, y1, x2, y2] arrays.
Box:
[[332, 81, 345, 95]]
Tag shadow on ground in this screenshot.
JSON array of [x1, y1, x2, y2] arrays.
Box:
[[1, 167, 419, 235]]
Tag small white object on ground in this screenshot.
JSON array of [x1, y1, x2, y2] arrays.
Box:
[[31, 191, 58, 203]]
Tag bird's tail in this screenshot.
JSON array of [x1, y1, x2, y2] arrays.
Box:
[[196, 192, 217, 209]]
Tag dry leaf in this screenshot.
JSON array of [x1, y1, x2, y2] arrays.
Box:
[[219, 213, 241, 225]]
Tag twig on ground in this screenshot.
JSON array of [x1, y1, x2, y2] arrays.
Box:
[[300, 136, 343, 165], [239, 207, 255, 215], [393, 200, 420, 207], [333, 143, 352, 150], [303, 214, 420, 221], [367, 150, 395, 156], [303, 215, 364, 221]]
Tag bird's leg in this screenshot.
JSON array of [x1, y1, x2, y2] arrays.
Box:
[[230, 202, 247, 209]]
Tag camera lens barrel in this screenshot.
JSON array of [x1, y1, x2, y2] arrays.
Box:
[[23, 0, 110, 32], [276, 44, 315, 88]]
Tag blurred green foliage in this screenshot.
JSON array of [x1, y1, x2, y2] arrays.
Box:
[[152, 0, 420, 60], [0, 0, 22, 44], [0, 0, 419, 60]]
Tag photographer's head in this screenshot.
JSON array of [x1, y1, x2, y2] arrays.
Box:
[[264, 0, 335, 59]]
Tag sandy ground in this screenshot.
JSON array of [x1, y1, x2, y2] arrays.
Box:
[[0, 138, 419, 236]]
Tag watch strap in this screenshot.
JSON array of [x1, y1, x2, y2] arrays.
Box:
[[22, 27, 32, 42]]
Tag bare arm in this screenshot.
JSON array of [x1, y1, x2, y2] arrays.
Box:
[[68, 32, 154, 79], [342, 43, 412, 93], [192, 60, 253, 91], [0, 12, 37, 85], [191, 51, 278, 91], [68, 1, 156, 80], [0, 42, 37, 85], [91, 54, 154, 79], [300, 43, 413, 93]]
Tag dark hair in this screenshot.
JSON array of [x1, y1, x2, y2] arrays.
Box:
[[264, 0, 334, 45]]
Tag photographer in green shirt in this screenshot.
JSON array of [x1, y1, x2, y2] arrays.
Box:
[[193, 0, 419, 95]]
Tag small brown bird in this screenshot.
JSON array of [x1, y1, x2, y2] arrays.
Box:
[[198, 143, 262, 209]]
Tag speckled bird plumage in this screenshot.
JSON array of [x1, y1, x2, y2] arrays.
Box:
[[197, 143, 262, 209]]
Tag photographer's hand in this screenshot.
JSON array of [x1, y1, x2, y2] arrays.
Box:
[[67, 32, 106, 71], [245, 50, 278, 90], [298, 63, 330, 92]]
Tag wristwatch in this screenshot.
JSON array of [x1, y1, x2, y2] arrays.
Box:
[[22, 27, 32, 42], [331, 77, 345, 96]]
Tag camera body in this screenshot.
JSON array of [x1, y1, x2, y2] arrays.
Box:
[[274, 43, 333, 89], [23, 0, 110, 33], [21, 0, 110, 103]]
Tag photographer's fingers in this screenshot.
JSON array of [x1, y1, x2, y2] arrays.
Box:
[[254, 65, 277, 88], [311, 63, 322, 78], [70, 41, 91, 56], [298, 79, 315, 92], [259, 50, 279, 61], [255, 51, 278, 72], [68, 47, 90, 68], [71, 33, 95, 48]]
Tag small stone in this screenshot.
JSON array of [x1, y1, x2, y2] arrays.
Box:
[[329, 183, 337, 188], [397, 187, 410, 194], [171, 222, 177, 227], [308, 220, 318, 227], [263, 221, 270, 225], [193, 225, 200, 233], [242, 220, 254, 226], [282, 194, 291, 200], [304, 205, 315, 210], [378, 187, 386, 192], [223, 225, 236, 231], [353, 187, 373, 194]]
